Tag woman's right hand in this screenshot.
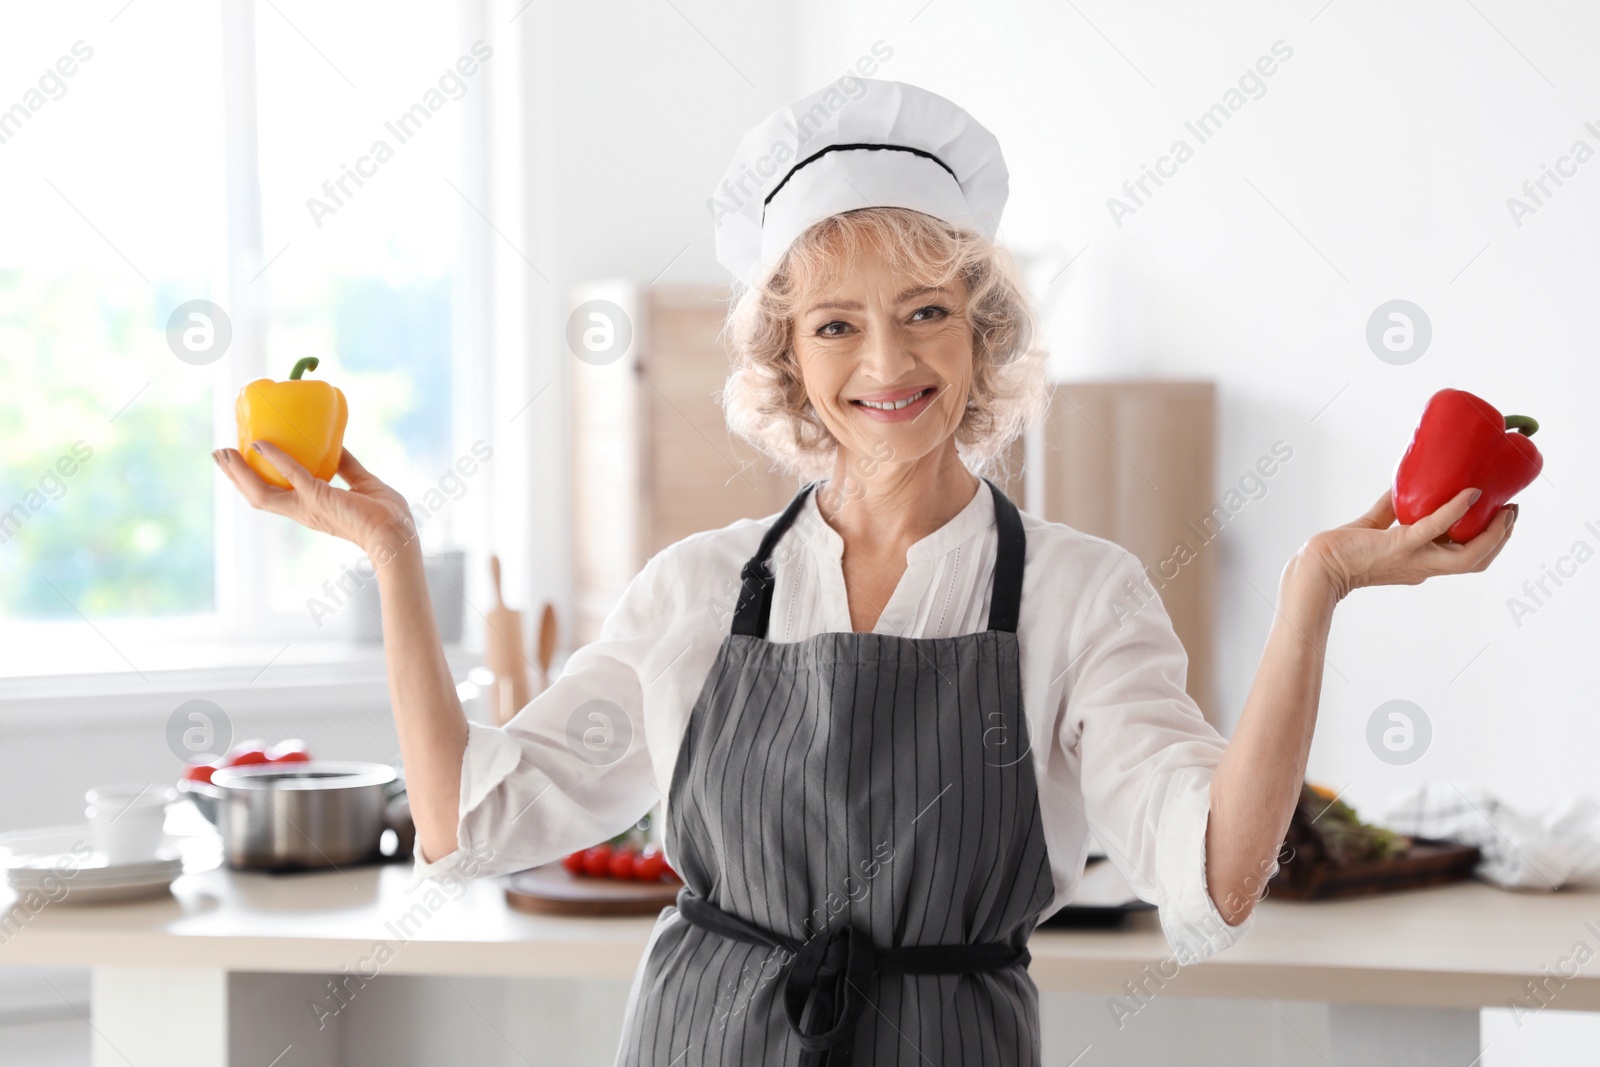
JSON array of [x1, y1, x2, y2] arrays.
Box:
[[218, 439, 468, 865], [213, 441, 415, 560]]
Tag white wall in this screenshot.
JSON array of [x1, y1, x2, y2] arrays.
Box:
[[496, 0, 798, 632]]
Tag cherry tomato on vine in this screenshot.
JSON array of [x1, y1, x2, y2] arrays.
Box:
[[581, 845, 614, 877], [633, 846, 667, 882], [609, 846, 640, 880]]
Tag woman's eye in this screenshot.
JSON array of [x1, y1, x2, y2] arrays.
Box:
[[911, 305, 950, 322], [816, 320, 851, 337]]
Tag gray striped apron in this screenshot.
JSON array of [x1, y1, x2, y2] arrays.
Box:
[[615, 477, 1055, 1066]]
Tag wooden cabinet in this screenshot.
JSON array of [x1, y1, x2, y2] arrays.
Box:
[[570, 285, 1217, 725], [1032, 380, 1219, 725], [569, 282, 794, 644]]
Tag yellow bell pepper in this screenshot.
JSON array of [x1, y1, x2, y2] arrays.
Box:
[[236, 357, 348, 489]]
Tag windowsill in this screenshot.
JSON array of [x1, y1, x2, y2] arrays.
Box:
[[0, 642, 481, 703]]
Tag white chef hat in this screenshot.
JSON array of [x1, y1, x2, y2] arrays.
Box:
[[710, 79, 1009, 286]]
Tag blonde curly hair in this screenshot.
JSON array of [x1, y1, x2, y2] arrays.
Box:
[[718, 206, 1050, 483]]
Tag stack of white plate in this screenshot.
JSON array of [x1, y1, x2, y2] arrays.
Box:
[[1, 821, 217, 905], [5, 851, 186, 904]]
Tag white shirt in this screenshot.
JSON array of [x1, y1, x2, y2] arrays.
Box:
[[413, 479, 1256, 964]]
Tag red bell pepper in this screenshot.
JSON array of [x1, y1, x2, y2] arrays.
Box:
[[1393, 389, 1541, 543]]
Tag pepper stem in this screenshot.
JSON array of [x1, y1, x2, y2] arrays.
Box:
[[289, 357, 320, 381], [1504, 414, 1538, 437]]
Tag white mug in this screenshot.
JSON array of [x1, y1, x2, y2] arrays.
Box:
[[85, 784, 177, 864]]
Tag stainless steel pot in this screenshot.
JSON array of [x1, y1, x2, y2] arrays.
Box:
[[192, 761, 402, 871]]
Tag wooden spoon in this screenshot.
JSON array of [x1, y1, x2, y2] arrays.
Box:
[[484, 554, 531, 725], [535, 602, 558, 690]]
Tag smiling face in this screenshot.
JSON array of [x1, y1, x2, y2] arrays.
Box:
[[722, 206, 1043, 484], [790, 234, 974, 469]]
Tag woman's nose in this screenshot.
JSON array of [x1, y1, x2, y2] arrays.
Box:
[[856, 317, 916, 377]]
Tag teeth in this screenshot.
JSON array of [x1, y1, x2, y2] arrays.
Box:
[[858, 388, 930, 411]]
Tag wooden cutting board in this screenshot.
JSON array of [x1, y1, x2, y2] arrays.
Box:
[[1267, 840, 1481, 900], [504, 864, 682, 916]]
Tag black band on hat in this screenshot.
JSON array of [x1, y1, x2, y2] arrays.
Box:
[[761, 143, 958, 221]]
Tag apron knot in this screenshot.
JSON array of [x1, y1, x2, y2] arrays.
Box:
[[675, 887, 1030, 1066], [784, 924, 874, 1061]]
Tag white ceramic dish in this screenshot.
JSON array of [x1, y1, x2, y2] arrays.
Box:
[[0, 813, 220, 906], [5, 870, 184, 902], [8, 852, 184, 884], [8, 872, 180, 904]]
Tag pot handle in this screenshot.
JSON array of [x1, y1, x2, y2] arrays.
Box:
[[382, 769, 407, 803], [383, 793, 416, 858], [178, 780, 225, 825]]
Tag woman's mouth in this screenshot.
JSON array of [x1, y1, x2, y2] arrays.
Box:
[[850, 386, 938, 422]]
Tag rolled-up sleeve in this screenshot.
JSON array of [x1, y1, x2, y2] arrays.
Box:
[[409, 550, 671, 889], [1062, 548, 1256, 964]]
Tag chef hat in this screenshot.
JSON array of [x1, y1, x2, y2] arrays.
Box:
[[710, 79, 1009, 286]]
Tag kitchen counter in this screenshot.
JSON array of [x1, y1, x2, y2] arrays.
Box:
[[4, 862, 1598, 1065], [2, 862, 1598, 1006]]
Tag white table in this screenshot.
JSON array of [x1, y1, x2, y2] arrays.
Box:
[[3, 858, 1597, 1066]]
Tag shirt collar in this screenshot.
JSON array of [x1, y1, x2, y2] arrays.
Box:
[[792, 477, 993, 564]]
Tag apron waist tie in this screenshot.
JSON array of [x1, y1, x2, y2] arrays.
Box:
[[675, 886, 1030, 1066]]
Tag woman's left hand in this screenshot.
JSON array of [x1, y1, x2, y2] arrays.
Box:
[[1305, 486, 1517, 601]]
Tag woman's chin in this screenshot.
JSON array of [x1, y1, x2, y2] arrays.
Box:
[[833, 423, 947, 467]]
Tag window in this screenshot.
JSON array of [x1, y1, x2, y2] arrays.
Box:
[[250, 0, 466, 617], [0, 1, 487, 676]]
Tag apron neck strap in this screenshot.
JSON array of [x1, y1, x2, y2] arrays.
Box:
[[730, 481, 821, 638], [985, 477, 1025, 634], [730, 476, 1027, 638]]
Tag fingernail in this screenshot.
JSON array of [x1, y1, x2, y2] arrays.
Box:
[[250, 442, 262, 454], [214, 449, 229, 466], [1508, 505, 1518, 528], [1467, 488, 1482, 505]]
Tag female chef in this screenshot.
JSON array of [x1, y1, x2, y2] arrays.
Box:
[[213, 79, 1517, 1065]]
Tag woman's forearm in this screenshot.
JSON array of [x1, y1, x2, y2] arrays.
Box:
[[1205, 543, 1341, 924], [373, 538, 469, 865]]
